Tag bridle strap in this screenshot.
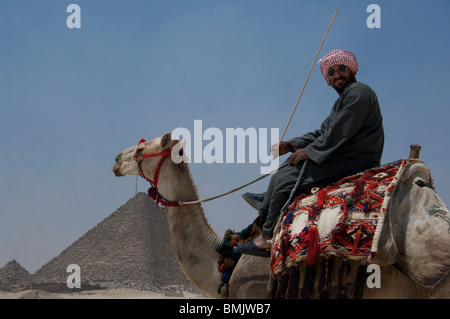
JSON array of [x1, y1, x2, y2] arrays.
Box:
[[136, 149, 172, 186], [134, 139, 181, 207]]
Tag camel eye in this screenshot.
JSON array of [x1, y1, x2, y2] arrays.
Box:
[[179, 148, 184, 156], [415, 179, 435, 191]]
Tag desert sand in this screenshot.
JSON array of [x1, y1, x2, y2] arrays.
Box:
[[0, 288, 207, 299]]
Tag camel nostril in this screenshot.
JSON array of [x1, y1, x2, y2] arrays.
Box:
[[115, 153, 122, 162]]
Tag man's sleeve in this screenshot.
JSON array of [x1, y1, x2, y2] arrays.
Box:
[[286, 112, 332, 149], [287, 129, 322, 150], [304, 85, 372, 164]]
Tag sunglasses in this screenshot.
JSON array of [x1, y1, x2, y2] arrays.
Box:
[[327, 65, 348, 77]]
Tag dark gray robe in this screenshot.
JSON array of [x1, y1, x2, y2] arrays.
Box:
[[259, 81, 384, 238]]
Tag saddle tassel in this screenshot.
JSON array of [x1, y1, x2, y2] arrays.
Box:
[[318, 254, 332, 299], [353, 259, 368, 299], [337, 257, 351, 299], [305, 225, 320, 266], [267, 275, 278, 299], [286, 264, 301, 299], [300, 264, 316, 299], [351, 229, 362, 255]]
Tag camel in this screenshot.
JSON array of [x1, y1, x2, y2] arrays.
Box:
[[112, 132, 449, 298]]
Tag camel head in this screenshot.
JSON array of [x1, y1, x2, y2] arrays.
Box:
[[112, 132, 186, 178], [113, 134, 222, 298]]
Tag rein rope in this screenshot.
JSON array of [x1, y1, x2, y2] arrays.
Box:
[[134, 138, 287, 207], [177, 162, 288, 206]]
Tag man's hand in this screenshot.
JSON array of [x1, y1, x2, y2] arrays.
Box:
[[271, 141, 293, 159], [288, 148, 309, 166]]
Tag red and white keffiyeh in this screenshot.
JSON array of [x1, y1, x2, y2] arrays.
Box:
[[319, 49, 358, 81]]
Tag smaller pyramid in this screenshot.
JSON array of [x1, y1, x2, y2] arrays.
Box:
[[0, 260, 33, 291], [32, 193, 202, 294]]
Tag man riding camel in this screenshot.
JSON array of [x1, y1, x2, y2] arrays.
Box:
[[235, 49, 384, 257]]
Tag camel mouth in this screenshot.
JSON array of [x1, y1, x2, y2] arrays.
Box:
[[112, 159, 139, 177], [112, 164, 124, 177]]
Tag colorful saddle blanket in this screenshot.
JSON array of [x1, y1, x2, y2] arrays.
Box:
[[270, 159, 411, 276]]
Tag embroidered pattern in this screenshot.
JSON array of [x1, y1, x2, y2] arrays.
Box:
[[429, 209, 450, 233], [270, 159, 410, 276]]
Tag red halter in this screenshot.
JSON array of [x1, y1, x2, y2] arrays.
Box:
[[134, 138, 181, 207]]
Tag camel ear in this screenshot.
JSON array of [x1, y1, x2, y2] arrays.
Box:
[[160, 132, 172, 149]]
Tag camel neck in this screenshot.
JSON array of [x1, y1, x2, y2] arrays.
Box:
[[157, 161, 222, 297]]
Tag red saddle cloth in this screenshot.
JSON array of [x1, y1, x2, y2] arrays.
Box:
[[270, 159, 412, 276]]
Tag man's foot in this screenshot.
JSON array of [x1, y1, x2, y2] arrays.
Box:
[[233, 235, 271, 258], [242, 192, 265, 210], [253, 234, 271, 250]]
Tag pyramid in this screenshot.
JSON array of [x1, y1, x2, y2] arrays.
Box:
[[0, 260, 33, 291], [32, 192, 202, 294]]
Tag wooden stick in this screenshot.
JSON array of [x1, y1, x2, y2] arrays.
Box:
[[279, 7, 339, 143], [157, 9, 341, 207]]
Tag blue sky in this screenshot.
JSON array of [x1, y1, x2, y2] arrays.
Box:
[[1, 0, 449, 273]]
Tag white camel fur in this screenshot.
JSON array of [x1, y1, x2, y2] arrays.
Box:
[[112, 132, 449, 298]]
